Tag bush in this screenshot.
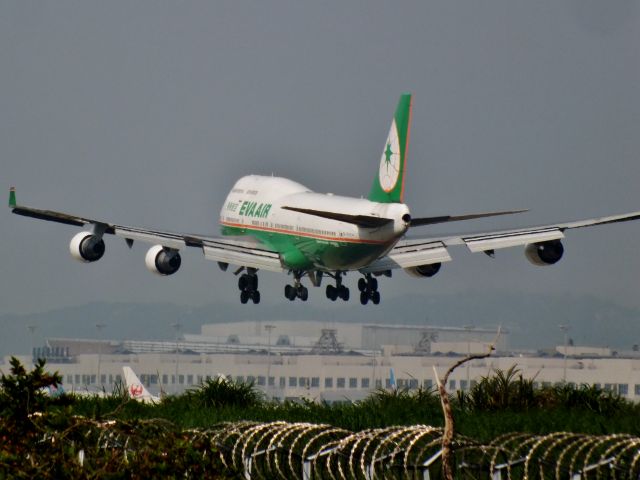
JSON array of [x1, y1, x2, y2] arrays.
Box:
[[188, 377, 264, 409], [537, 383, 627, 414], [0, 357, 65, 428], [460, 365, 537, 412]]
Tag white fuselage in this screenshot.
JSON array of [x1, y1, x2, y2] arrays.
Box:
[[219, 175, 410, 270]]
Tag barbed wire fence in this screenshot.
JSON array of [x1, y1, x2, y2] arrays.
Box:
[[5, 415, 640, 479]]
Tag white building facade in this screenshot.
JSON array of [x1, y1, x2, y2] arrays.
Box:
[[3, 321, 639, 401]]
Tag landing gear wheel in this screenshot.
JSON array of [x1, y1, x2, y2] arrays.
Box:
[[339, 286, 350, 301], [371, 291, 380, 305], [239, 272, 260, 304], [357, 274, 381, 305], [240, 290, 249, 304], [252, 291, 261, 304], [299, 286, 309, 301], [326, 284, 337, 301], [285, 284, 296, 301], [360, 292, 369, 305]]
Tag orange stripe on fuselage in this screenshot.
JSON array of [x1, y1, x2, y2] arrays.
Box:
[[220, 220, 389, 245]]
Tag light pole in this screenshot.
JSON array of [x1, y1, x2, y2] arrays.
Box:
[[371, 325, 378, 390], [265, 324, 275, 398], [463, 325, 475, 391], [559, 324, 570, 384], [27, 325, 37, 365], [96, 323, 106, 389], [171, 322, 182, 394]]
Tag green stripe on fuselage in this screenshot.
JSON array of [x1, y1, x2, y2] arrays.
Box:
[[221, 224, 388, 270]]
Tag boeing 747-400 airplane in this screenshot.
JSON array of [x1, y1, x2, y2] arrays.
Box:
[[9, 94, 640, 304]]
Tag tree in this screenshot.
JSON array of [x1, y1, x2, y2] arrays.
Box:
[[0, 357, 62, 428]]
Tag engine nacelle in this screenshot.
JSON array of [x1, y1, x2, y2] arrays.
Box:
[[145, 245, 181, 276], [525, 240, 564, 266], [69, 232, 105, 263], [404, 262, 441, 278]]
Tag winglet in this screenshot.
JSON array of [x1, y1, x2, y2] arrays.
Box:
[[8, 187, 16, 208]]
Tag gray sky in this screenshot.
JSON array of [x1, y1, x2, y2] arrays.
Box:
[[2, 1, 640, 315]]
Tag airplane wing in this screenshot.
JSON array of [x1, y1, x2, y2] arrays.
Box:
[[361, 211, 640, 273], [9, 190, 285, 273]]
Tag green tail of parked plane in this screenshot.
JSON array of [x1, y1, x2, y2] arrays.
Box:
[[9, 94, 640, 304]]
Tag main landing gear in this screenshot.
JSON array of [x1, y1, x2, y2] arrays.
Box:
[[238, 270, 260, 304], [325, 272, 349, 302], [285, 272, 308, 301], [358, 273, 380, 305]]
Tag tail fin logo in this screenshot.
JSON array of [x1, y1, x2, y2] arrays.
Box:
[[129, 384, 143, 397], [378, 119, 401, 193]]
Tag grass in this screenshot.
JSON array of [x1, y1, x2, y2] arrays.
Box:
[[63, 383, 640, 443]]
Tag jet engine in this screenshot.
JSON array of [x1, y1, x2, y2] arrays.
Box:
[[525, 240, 564, 266], [404, 262, 441, 278], [69, 232, 105, 263], [145, 245, 181, 276]]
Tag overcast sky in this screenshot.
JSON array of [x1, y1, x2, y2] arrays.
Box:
[[1, 1, 640, 316]]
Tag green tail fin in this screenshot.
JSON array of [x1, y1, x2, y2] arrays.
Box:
[[368, 93, 412, 203], [8, 187, 16, 208]]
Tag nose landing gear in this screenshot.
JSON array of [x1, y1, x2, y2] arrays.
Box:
[[238, 270, 260, 304], [358, 274, 380, 305]]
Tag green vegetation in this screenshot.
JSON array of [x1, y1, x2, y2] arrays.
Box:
[[0, 357, 68, 427], [55, 364, 640, 439], [2, 358, 640, 477]]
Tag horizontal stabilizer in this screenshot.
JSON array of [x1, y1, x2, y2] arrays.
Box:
[[410, 209, 527, 227], [281, 206, 393, 228]]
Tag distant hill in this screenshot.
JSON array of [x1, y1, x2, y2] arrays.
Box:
[[1, 292, 640, 357]]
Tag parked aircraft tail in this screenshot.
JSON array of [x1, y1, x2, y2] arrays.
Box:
[[123, 366, 160, 404], [389, 367, 397, 390]]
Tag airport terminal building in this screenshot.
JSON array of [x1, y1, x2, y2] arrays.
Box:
[[4, 320, 640, 401]]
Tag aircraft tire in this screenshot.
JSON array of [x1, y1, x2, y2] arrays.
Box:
[[239, 274, 248, 291], [252, 290, 261, 304], [326, 284, 336, 301], [299, 286, 309, 301], [240, 290, 249, 304], [249, 275, 258, 291], [358, 278, 366, 292], [372, 291, 381, 305], [340, 286, 350, 301], [285, 284, 295, 300], [370, 277, 378, 292], [360, 291, 368, 305]]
